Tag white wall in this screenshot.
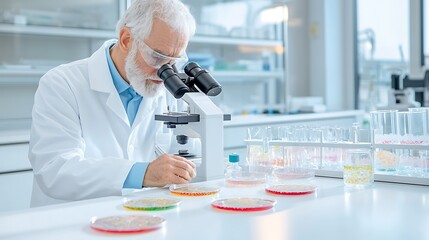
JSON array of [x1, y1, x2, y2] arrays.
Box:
[[287, 0, 355, 111], [286, 0, 310, 97]]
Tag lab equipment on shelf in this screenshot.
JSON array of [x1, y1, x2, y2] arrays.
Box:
[[244, 110, 429, 186]]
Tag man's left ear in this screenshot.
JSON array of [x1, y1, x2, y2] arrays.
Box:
[[118, 27, 132, 53]]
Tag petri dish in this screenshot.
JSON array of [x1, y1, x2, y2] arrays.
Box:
[[123, 198, 181, 211], [90, 215, 165, 233], [266, 184, 316, 196], [225, 172, 266, 186], [272, 168, 315, 180], [211, 197, 276, 212], [169, 184, 220, 196]]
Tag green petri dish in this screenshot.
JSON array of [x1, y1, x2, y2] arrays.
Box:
[[124, 198, 181, 211]]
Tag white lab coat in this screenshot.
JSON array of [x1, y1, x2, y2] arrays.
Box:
[[29, 40, 196, 207]]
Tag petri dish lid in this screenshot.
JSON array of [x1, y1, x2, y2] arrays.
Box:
[[225, 172, 266, 186], [265, 184, 316, 196], [272, 168, 315, 180], [211, 197, 276, 212], [90, 215, 165, 233], [123, 198, 181, 211], [169, 184, 220, 196]]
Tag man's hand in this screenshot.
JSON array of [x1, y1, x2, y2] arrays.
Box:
[[142, 154, 196, 187]]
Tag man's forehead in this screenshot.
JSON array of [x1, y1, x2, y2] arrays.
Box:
[[144, 19, 188, 55], [145, 36, 188, 57]]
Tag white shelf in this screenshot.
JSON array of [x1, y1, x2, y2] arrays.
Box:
[[0, 23, 283, 47], [0, 23, 116, 39], [191, 35, 283, 47], [0, 69, 47, 84], [0, 69, 48, 77], [212, 70, 283, 78]]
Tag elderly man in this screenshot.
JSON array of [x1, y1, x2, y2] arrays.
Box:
[[29, 0, 198, 207]]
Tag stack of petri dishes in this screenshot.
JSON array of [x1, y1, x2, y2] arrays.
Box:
[[265, 167, 317, 196]]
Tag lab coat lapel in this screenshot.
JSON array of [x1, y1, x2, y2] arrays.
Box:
[[132, 94, 158, 129], [87, 40, 130, 127]]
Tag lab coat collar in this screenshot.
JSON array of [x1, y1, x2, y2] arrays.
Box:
[[88, 39, 118, 94], [87, 39, 129, 126], [87, 40, 162, 128]]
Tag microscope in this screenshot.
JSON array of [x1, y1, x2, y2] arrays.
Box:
[[156, 62, 231, 182], [384, 70, 429, 110]]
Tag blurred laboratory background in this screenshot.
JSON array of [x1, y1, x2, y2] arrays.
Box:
[[0, 0, 428, 211]]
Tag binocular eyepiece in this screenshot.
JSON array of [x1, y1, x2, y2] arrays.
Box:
[[157, 62, 222, 99]]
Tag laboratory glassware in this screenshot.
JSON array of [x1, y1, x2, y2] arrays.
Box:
[[343, 148, 374, 188]]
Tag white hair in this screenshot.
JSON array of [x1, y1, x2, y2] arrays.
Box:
[[116, 0, 196, 41]]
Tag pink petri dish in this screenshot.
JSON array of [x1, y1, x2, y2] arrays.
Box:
[[90, 215, 165, 233], [265, 184, 316, 196], [211, 197, 276, 212], [225, 172, 266, 186]]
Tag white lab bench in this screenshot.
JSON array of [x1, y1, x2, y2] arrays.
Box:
[[0, 110, 363, 212], [0, 177, 428, 240]]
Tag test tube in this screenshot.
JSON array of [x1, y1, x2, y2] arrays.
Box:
[[410, 108, 429, 175], [246, 127, 270, 174], [321, 127, 342, 170]]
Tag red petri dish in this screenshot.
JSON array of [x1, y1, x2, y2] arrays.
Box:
[[211, 197, 276, 212], [265, 184, 316, 196]]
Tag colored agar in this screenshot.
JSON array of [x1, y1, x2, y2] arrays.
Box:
[[265, 184, 316, 195], [124, 198, 180, 211], [169, 185, 220, 196], [211, 198, 276, 212], [90, 215, 165, 233]]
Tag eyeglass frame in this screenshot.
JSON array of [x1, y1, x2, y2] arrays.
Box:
[[135, 38, 189, 69]]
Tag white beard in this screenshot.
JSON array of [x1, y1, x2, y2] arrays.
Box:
[[124, 43, 164, 98]]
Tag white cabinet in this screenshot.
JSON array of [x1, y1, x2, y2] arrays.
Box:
[[0, 171, 33, 212], [0, 143, 30, 172], [0, 142, 32, 212]]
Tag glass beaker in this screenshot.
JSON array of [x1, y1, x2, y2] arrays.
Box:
[[321, 127, 342, 170], [343, 149, 374, 188], [370, 110, 398, 143], [246, 127, 270, 173], [268, 126, 286, 169], [397, 111, 425, 177], [370, 110, 398, 172]]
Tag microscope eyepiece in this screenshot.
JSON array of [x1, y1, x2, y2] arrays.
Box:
[[157, 64, 190, 99], [184, 62, 222, 96]]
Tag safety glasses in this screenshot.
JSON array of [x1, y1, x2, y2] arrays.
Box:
[[136, 39, 188, 69]]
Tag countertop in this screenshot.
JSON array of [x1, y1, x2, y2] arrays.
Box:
[[224, 110, 363, 127], [0, 177, 428, 240]]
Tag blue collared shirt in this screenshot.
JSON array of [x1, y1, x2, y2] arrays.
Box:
[[105, 43, 148, 189]]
